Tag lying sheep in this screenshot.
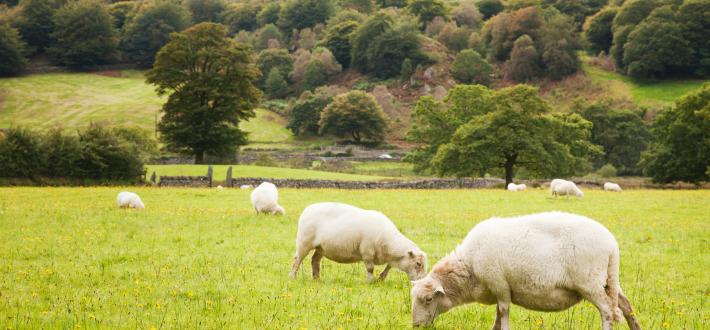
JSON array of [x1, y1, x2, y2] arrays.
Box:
[[552, 180, 584, 198], [604, 182, 622, 192], [507, 183, 527, 191], [116, 191, 144, 209], [240, 184, 252, 190], [411, 212, 641, 330], [250, 182, 284, 215], [289, 202, 427, 282], [216, 185, 224, 190]]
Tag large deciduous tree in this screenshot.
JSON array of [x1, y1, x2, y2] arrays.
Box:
[[0, 23, 26, 76], [578, 102, 650, 175], [640, 83, 710, 183], [319, 91, 388, 144], [584, 7, 618, 55], [350, 12, 428, 78], [121, 0, 191, 66], [146, 23, 261, 163], [277, 0, 334, 33], [16, 0, 54, 54], [48, 0, 118, 67], [407, 84, 600, 186]]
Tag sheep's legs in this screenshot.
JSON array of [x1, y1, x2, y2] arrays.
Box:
[[582, 290, 615, 330], [491, 301, 510, 330], [289, 248, 310, 279], [311, 248, 323, 279], [365, 261, 375, 282], [619, 293, 642, 330], [377, 265, 391, 281]]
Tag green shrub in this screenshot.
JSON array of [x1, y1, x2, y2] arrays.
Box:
[[0, 127, 45, 178], [597, 164, 618, 178]]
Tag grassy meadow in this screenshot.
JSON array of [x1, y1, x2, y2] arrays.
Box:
[[583, 64, 707, 106], [0, 187, 708, 329], [0, 71, 292, 147]]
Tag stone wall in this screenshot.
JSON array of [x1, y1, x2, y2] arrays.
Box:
[[158, 176, 211, 187], [230, 177, 504, 189]]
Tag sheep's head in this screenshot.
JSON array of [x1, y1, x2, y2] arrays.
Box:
[[411, 276, 451, 327], [398, 250, 427, 281], [274, 206, 285, 215]]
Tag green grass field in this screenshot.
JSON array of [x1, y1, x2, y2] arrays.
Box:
[[145, 164, 392, 181], [0, 71, 292, 146], [1, 188, 708, 329], [583, 64, 707, 106]]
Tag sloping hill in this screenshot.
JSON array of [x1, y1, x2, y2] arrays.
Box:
[[0, 71, 292, 146]]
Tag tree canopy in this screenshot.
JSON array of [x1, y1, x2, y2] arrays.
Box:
[[408, 84, 601, 186], [121, 0, 191, 66], [640, 83, 710, 183], [48, 0, 118, 67], [319, 91, 388, 144], [0, 23, 26, 76], [146, 23, 261, 163]]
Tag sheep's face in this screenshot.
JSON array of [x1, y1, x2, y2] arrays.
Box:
[[399, 250, 428, 281], [274, 206, 285, 215], [576, 190, 584, 198], [132, 201, 145, 209], [411, 277, 451, 327]]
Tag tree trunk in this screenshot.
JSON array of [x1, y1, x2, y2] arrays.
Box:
[[352, 130, 361, 143], [195, 150, 205, 164], [504, 154, 517, 189]]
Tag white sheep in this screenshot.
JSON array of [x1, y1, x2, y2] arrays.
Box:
[[250, 182, 284, 215], [549, 178, 568, 193], [289, 202, 427, 282], [552, 180, 584, 198], [604, 182, 622, 192], [507, 183, 527, 191], [240, 184, 252, 190], [410, 212, 641, 330], [216, 185, 224, 190], [116, 191, 144, 209]]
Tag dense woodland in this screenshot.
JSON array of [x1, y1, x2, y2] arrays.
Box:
[[0, 0, 708, 183]]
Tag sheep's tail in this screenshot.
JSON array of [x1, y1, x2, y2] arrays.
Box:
[[606, 248, 623, 323]]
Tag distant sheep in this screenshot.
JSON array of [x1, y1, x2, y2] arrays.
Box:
[[410, 212, 641, 330], [549, 178, 568, 192], [604, 182, 622, 192], [250, 182, 284, 215], [240, 184, 253, 190], [552, 180, 583, 198], [289, 202, 427, 282], [116, 191, 144, 209], [507, 183, 527, 191], [216, 185, 224, 190]]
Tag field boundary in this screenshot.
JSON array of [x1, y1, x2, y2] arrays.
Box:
[[227, 177, 504, 189]]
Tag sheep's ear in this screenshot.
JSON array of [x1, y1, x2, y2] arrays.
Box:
[[408, 250, 415, 258], [434, 285, 445, 296]]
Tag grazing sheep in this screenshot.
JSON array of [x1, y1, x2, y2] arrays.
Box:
[[116, 191, 144, 209], [289, 202, 427, 282], [240, 184, 252, 190], [507, 183, 527, 191], [604, 182, 622, 192], [549, 178, 568, 193], [250, 182, 284, 215], [552, 180, 584, 198], [410, 212, 641, 330]]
